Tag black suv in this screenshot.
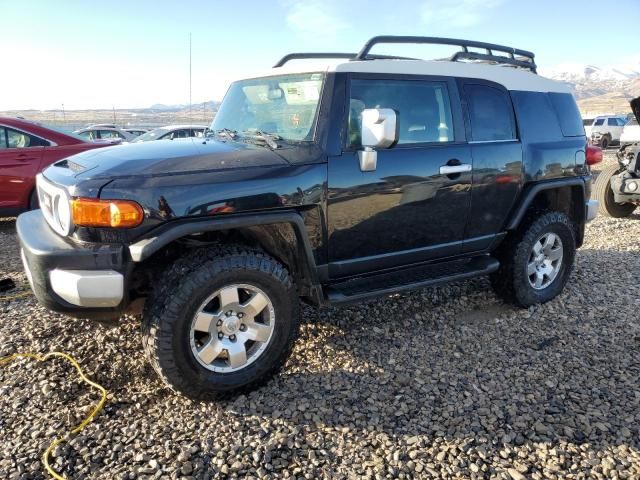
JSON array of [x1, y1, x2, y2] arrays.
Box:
[[18, 36, 600, 399]]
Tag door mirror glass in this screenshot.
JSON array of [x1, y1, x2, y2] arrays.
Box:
[[360, 108, 398, 149]]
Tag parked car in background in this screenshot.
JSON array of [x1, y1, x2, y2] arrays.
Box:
[[132, 125, 208, 142], [620, 116, 640, 146], [74, 126, 137, 142], [584, 115, 627, 149], [0, 117, 112, 215], [123, 128, 148, 138], [594, 97, 640, 218]]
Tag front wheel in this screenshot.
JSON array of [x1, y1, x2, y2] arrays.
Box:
[[491, 212, 576, 307], [593, 163, 637, 218], [142, 246, 299, 399]]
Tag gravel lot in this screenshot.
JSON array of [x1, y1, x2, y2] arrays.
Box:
[[1, 153, 639, 479]]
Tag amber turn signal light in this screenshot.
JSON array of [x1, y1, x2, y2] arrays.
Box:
[[71, 198, 144, 228]]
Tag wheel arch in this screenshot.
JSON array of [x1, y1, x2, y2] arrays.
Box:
[[129, 211, 322, 302], [505, 178, 586, 247]]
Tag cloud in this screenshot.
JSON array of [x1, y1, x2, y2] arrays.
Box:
[[421, 0, 504, 28], [284, 1, 349, 40]]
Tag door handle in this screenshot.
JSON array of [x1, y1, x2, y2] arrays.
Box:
[[440, 164, 472, 175]]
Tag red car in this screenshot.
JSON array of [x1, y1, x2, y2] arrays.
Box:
[[0, 117, 116, 215]]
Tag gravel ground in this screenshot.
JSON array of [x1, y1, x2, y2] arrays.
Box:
[[1, 152, 639, 479]]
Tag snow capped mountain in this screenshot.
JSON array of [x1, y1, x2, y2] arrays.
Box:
[[540, 61, 640, 84], [538, 59, 640, 115]]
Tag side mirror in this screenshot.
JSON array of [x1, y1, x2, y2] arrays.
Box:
[[358, 108, 398, 172]]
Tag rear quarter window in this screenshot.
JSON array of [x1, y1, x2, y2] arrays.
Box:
[[548, 92, 584, 137]]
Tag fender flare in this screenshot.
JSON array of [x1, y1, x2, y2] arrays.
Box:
[[506, 177, 586, 230], [128, 210, 320, 286]]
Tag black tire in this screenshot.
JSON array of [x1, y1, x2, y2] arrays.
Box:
[[141, 246, 299, 400], [600, 136, 609, 150], [490, 212, 576, 307], [593, 163, 636, 218], [28, 189, 39, 210]]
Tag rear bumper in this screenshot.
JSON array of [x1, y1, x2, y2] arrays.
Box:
[[17, 210, 130, 320]]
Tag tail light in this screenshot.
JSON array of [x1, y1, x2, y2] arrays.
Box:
[[586, 145, 603, 165], [71, 198, 144, 228]]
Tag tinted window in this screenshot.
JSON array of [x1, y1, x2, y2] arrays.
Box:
[[0, 128, 6, 148], [548, 92, 584, 137], [608, 118, 617, 126], [6, 128, 48, 148], [98, 130, 122, 139], [594, 118, 605, 126], [582, 119, 593, 126], [348, 79, 454, 147], [465, 84, 515, 141]]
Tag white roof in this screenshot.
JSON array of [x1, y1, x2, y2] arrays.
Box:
[[248, 59, 573, 94]]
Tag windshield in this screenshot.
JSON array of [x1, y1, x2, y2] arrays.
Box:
[[212, 72, 325, 142], [133, 128, 169, 142], [582, 119, 593, 127]]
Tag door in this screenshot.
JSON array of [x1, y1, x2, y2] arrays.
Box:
[[327, 76, 472, 278], [0, 126, 46, 209], [459, 81, 523, 252]]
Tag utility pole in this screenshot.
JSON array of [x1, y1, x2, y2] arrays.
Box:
[[61, 104, 66, 124], [113, 106, 116, 124]]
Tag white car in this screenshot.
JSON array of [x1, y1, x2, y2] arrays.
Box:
[[132, 125, 208, 142], [74, 126, 138, 142], [620, 117, 640, 146], [584, 115, 627, 149]]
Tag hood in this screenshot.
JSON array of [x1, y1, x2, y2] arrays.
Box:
[[631, 97, 640, 124], [51, 138, 290, 180]]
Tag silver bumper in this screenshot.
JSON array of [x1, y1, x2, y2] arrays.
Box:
[[586, 200, 599, 222], [49, 269, 124, 307]]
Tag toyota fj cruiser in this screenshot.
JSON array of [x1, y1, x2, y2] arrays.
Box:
[[594, 97, 640, 217], [17, 36, 601, 399]]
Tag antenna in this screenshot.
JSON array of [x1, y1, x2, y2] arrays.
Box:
[[189, 33, 192, 126]]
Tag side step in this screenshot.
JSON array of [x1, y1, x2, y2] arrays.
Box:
[[325, 256, 499, 305]]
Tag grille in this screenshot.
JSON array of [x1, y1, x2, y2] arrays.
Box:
[[36, 174, 72, 236]]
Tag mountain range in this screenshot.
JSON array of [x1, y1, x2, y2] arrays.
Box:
[[539, 60, 640, 117]]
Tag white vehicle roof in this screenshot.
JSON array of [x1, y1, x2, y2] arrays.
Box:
[[246, 58, 573, 95], [154, 124, 208, 130]]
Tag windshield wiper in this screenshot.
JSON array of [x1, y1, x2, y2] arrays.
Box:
[[211, 128, 238, 140], [240, 129, 280, 149]]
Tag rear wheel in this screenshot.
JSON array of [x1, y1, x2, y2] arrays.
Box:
[[142, 246, 299, 399], [491, 212, 575, 307], [594, 163, 636, 218]]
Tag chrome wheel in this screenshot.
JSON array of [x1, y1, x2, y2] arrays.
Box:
[[527, 232, 563, 290], [189, 283, 275, 373]]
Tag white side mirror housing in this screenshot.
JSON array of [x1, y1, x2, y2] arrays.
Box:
[[358, 108, 398, 172], [360, 108, 398, 149]]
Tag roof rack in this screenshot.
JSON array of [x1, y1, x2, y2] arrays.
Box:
[[273, 52, 417, 68], [274, 35, 537, 73]]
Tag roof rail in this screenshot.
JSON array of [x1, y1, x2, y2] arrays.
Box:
[[355, 35, 537, 73], [273, 52, 417, 68]]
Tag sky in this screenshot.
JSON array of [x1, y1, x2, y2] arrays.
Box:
[[1, 0, 639, 110]]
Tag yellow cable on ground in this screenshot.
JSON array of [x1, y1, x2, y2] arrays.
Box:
[[0, 352, 108, 480], [0, 291, 32, 302]]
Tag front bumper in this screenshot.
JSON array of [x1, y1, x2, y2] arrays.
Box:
[[17, 210, 130, 320]]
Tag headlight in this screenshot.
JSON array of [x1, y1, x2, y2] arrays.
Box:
[[55, 192, 72, 233]]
